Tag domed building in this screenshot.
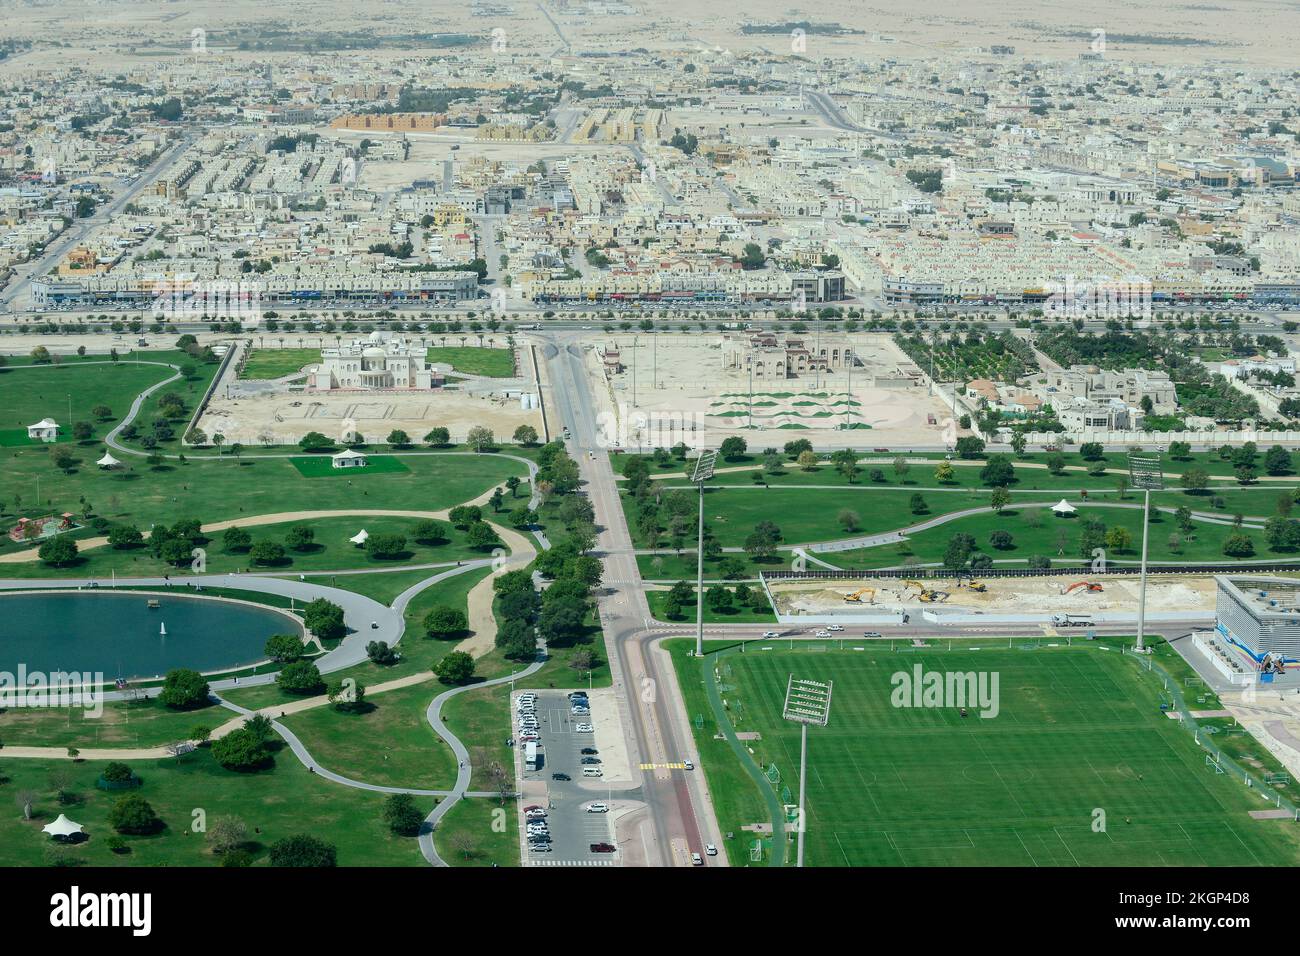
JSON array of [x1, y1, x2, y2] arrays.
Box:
[[312, 332, 439, 390]]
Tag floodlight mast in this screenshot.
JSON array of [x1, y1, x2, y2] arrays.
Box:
[[1127, 454, 1164, 653], [692, 450, 717, 658], [782, 675, 832, 867]]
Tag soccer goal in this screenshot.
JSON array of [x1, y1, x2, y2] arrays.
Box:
[[1206, 754, 1225, 774]]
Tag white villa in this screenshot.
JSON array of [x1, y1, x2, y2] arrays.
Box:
[[311, 332, 437, 390], [26, 419, 59, 441], [331, 449, 369, 469]]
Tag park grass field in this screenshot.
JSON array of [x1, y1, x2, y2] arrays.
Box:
[[0, 749, 428, 866], [425, 346, 516, 378], [239, 348, 320, 380], [434, 795, 520, 866], [289, 454, 411, 477], [672, 640, 1300, 867], [0, 362, 176, 440], [0, 451, 527, 538], [0, 514, 503, 580]]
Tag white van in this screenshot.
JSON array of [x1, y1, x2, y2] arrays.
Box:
[[581, 767, 603, 778]]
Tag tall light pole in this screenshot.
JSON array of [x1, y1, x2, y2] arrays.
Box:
[[691, 449, 717, 658], [1128, 453, 1164, 653], [782, 675, 833, 867]]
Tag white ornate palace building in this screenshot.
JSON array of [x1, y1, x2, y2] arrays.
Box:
[[311, 332, 437, 390]]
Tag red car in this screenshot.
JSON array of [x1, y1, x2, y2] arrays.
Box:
[[590, 842, 616, 853]]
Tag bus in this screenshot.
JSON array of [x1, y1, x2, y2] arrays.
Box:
[[524, 741, 538, 771]]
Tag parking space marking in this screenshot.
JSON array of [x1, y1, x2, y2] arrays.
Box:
[[526, 859, 617, 867]]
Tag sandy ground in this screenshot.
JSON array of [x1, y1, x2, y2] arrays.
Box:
[[199, 382, 542, 448], [769, 573, 1218, 617], [584, 332, 952, 451]]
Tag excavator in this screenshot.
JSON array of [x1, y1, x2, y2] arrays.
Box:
[[843, 587, 875, 604], [903, 579, 949, 603], [1061, 581, 1104, 595]]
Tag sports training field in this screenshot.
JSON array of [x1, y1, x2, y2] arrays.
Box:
[[675, 642, 1300, 866]]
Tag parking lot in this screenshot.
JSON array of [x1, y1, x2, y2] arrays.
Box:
[[514, 689, 621, 866]]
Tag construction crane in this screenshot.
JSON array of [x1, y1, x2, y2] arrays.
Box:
[[843, 587, 875, 604]]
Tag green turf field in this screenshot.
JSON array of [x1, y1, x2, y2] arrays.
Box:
[[0, 362, 176, 443], [674, 641, 1300, 867], [425, 346, 516, 378], [239, 348, 320, 380], [289, 454, 411, 477]]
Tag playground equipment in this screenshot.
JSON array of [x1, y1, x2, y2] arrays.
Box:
[[1061, 581, 1104, 595], [843, 587, 875, 604]]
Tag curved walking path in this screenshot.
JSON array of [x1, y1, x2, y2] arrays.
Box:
[[417, 649, 548, 866]]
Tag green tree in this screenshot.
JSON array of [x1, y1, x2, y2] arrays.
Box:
[[158, 669, 210, 710], [383, 793, 424, 837], [276, 661, 324, 695], [269, 834, 337, 867], [422, 605, 468, 638], [108, 794, 161, 834], [264, 634, 304, 663], [434, 650, 476, 684], [210, 728, 271, 772]]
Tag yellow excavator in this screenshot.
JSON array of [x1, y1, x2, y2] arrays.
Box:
[[903, 579, 949, 603], [843, 587, 875, 604]]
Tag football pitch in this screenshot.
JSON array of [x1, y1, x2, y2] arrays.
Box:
[[678, 643, 1300, 866]]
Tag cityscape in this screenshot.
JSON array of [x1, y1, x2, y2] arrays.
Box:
[[0, 0, 1298, 924]]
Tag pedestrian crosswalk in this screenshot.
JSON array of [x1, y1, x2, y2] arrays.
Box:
[[639, 762, 687, 770], [526, 858, 616, 867]]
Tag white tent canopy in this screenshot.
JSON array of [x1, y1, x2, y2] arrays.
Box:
[[1051, 499, 1077, 515], [349, 529, 369, 545], [42, 814, 84, 839], [96, 451, 122, 468]]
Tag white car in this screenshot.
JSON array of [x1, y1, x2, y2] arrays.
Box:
[[827, 624, 844, 632], [691, 852, 704, 866], [683, 759, 694, 770], [706, 844, 718, 856], [762, 631, 779, 639], [574, 723, 594, 733], [585, 803, 609, 813], [815, 629, 830, 638]]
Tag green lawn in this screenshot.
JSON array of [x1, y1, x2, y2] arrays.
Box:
[[289, 455, 411, 477], [0, 362, 176, 443], [425, 346, 516, 378], [672, 640, 1300, 867], [831, 505, 1270, 570], [0, 515, 506, 580], [239, 348, 320, 380], [0, 696, 225, 749], [647, 588, 777, 624], [0, 749, 429, 866], [0, 451, 527, 545], [281, 681, 457, 790], [434, 795, 519, 866]]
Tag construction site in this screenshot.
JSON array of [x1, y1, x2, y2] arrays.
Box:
[[762, 574, 1218, 625], [584, 332, 955, 449]]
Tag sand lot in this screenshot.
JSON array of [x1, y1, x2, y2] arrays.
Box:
[[584, 332, 953, 450], [768, 574, 1217, 618]]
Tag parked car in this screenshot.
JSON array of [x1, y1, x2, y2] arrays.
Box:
[[581, 756, 601, 765], [529, 844, 552, 853], [580, 747, 599, 755], [574, 723, 594, 733]]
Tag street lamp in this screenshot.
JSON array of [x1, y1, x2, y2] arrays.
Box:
[[691, 449, 717, 658], [1127, 453, 1164, 653], [782, 675, 833, 867]]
